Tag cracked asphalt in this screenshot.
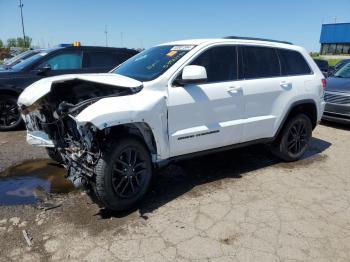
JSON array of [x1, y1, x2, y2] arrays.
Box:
[[0, 122, 349, 262]]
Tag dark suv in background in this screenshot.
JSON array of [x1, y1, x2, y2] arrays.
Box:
[[314, 59, 332, 77], [0, 44, 138, 130]]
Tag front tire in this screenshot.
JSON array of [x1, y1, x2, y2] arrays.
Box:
[[46, 148, 64, 164], [94, 137, 153, 211], [271, 114, 312, 162]]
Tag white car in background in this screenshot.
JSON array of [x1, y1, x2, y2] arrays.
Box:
[[18, 37, 326, 211]]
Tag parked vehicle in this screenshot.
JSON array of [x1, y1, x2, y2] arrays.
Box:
[[314, 59, 330, 76], [18, 37, 326, 210], [334, 59, 350, 72], [0, 44, 138, 131], [323, 61, 350, 124], [0, 49, 42, 70]]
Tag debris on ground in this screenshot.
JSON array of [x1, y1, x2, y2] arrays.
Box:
[[22, 230, 33, 247]]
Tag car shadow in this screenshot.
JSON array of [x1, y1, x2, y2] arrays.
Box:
[[97, 137, 331, 219], [321, 120, 350, 131]]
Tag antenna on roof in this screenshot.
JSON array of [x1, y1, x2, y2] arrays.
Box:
[[104, 25, 108, 47], [223, 36, 293, 45]]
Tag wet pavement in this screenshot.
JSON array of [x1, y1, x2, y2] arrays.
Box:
[[0, 159, 74, 205]]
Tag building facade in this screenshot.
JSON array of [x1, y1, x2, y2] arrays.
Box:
[[320, 23, 350, 55]]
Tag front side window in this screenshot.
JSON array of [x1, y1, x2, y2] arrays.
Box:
[[279, 49, 312, 76], [113, 45, 193, 81], [41, 52, 82, 70], [242, 46, 280, 79], [190, 46, 237, 83]]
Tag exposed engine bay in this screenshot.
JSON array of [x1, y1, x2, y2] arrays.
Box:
[[21, 79, 141, 190]]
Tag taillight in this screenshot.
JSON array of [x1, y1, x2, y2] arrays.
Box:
[[321, 79, 326, 90]]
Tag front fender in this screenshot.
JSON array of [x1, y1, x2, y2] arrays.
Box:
[[76, 90, 169, 160]]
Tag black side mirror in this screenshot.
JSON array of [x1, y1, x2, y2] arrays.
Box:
[[36, 64, 51, 75]]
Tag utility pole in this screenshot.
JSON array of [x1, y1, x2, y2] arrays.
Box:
[[104, 25, 108, 47], [18, 0, 27, 47]]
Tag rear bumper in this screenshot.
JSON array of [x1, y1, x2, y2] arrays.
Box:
[[26, 130, 54, 147], [322, 103, 350, 124], [318, 101, 326, 123]]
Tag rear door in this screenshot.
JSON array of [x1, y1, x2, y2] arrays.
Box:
[[168, 45, 245, 157], [82, 51, 121, 73], [239, 45, 295, 142]]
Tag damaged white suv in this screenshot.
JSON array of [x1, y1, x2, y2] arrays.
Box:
[[18, 37, 326, 210]]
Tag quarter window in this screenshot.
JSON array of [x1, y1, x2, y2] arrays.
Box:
[[278, 49, 312, 76], [242, 46, 280, 79], [190, 46, 237, 83]]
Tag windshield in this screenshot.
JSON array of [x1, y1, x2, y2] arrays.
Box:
[[11, 52, 48, 71], [113, 45, 194, 81], [3, 50, 38, 67], [334, 61, 350, 78]]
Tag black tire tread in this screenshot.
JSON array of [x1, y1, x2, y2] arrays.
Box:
[[46, 148, 64, 163]]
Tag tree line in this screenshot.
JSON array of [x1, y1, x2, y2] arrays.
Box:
[[0, 36, 32, 48]]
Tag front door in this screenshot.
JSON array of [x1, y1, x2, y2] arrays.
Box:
[[167, 45, 245, 157], [35, 51, 83, 77]]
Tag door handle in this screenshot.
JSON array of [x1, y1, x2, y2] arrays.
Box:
[[226, 86, 242, 93], [280, 81, 292, 89]]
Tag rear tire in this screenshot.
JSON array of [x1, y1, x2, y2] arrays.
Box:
[[94, 137, 153, 211], [0, 94, 23, 131], [271, 114, 312, 162]]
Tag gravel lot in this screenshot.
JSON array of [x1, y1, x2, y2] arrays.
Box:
[[0, 123, 349, 262]]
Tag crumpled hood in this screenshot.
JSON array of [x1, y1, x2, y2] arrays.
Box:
[[18, 73, 142, 107]]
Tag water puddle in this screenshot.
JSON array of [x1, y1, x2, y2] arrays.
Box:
[[0, 159, 74, 206]]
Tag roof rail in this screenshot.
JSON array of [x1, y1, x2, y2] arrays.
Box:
[[223, 36, 293, 45]]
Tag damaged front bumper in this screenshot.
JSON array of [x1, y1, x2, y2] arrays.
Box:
[[26, 130, 55, 148]]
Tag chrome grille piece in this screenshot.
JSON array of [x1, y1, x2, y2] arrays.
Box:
[[324, 92, 350, 105]]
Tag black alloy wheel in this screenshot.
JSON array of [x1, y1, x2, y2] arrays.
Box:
[[112, 147, 148, 198], [271, 113, 312, 162], [286, 119, 309, 155], [0, 95, 22, 131]]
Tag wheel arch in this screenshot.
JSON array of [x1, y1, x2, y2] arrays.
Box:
[[100, 122, 159, 161], [275, 99, 318, 138]]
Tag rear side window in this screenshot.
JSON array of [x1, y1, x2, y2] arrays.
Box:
[[278, 49, 312, 76], [84, 51, 119, 68], [190, 46, 237, 83], [242, 46, 280, 79]]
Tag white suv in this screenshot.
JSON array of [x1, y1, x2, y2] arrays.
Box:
[[18, 37, 326, 210]]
